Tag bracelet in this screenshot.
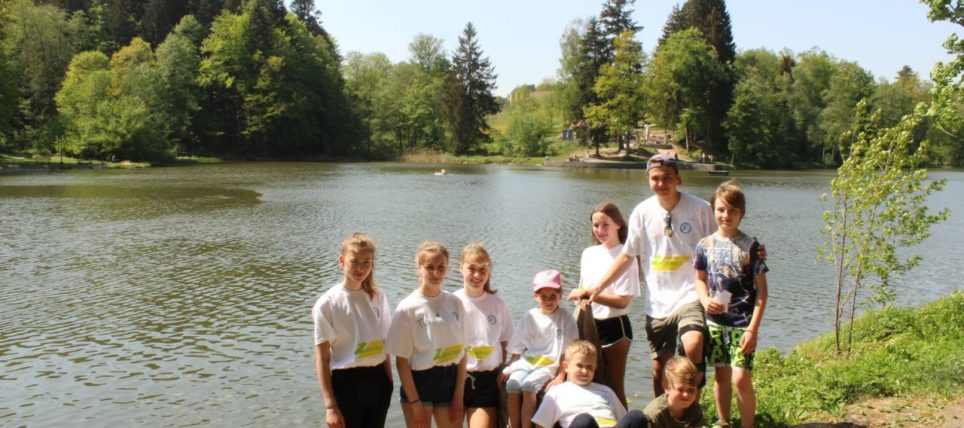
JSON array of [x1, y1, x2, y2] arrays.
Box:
[[326, 404, 338, 410], [408, 398, 420, 405]]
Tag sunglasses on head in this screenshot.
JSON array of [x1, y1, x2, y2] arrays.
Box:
[[663, 213, 673, 237]]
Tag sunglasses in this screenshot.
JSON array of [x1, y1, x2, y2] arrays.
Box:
[[663, 213, 673, 237]]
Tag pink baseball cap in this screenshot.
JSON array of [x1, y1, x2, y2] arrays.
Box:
[[532, 269, 563, 291]]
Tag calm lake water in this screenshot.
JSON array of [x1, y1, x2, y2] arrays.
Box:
[[2, 163, 962, 426]]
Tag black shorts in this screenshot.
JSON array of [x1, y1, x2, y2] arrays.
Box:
[[463, 369, 500, 408], [332, 363, 393, 428], [400, 364, 458, 407], [595, 314, 633, 347]]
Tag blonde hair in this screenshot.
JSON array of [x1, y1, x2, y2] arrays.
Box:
[[662, 356, 700, 389], [340, 232, 378, 300], [564, 340, 598, 362], [710, 179, 746, 215], [415, 241, 449, 266], [459, 242, 496, 294]]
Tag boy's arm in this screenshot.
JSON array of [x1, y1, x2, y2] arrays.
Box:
[[314, 343, 343, 427], [588, 252, 634, 302], [741, 273, 768, 354], [695, 270, 723, 315]]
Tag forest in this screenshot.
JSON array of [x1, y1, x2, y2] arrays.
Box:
[[0, 0, 961, 167]]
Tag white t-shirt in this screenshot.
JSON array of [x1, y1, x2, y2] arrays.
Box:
[[385, 289, 466, 371], [311, 282, 392, 370], [454, 290, 514, 372], [623, 192, 715, 318], [579, 244, 641, 320], [532, 381, 627, 428], [503, 306, 579, 375]]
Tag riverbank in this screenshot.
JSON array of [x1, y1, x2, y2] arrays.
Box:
[[721, 291, 963, 427]]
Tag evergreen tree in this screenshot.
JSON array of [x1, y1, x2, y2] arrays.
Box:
[[290, 0, 325, 37], [599, 0, 641, 61], [656, 0, 735, 154], [444, 22, 499, 155], [584, 30, 645, 157], [141, 0, 188, 46], [187, 0, 225, 26]]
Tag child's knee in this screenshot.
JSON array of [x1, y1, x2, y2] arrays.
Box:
[[732, 369, 753, 392]]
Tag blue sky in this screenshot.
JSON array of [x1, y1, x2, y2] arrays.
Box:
[[320, 0, 961, 97]]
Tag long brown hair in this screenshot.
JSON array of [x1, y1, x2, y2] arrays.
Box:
[[459, 242, 496, 294], [340, 232, 378, 299], [590, 202, 628, 245]]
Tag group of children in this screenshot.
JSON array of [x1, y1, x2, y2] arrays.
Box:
[[312, 154, 769, 428]]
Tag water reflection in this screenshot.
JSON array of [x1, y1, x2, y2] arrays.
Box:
[[1, 163, 961, 426]]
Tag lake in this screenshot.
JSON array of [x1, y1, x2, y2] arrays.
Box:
[[2, 162, 962, 426]]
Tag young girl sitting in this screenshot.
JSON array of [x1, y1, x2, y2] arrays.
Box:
[[501, 269, 580, 428], [386, 241, 468, 428]]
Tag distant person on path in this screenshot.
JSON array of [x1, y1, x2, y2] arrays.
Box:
[[531, 340, 648, 428], [501, 269, 579, 428], [694, 180, 769, 428], [312, 232, 394, 428], [567, 202, 640, 407], [586, 153, 715, 396], [455, 243, 514, 428], [386, 241, 467, 428], [642, 356, 704, 428]]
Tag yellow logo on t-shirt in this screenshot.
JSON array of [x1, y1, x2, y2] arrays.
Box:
[[651, 256, 690, 271], [354, 340, 384, 358], [595, 417, 617, 427], [432, 344, 464, 364], [466, 345, 494, 361], [523, 354, 554, 367]]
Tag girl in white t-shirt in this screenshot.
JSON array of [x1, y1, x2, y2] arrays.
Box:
[[386, 241, 467, 428], [568, 202, 641, 407], [455, 243, 513, 428], [312, 232, 394, 428]]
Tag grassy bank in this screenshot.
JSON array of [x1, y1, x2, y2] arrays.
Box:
[[701, 291, 963, 427]]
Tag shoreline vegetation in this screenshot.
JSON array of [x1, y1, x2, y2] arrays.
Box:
[[718, 291, 963, 428]]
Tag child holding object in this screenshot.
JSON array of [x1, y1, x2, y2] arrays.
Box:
[[386, 241, 468, 428], [501, 269, 580, 428], [312, 232, 393, 428], [694, 180, 769, 428]]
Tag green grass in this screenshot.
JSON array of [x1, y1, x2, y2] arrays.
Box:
[[700, 291, 964, 427]]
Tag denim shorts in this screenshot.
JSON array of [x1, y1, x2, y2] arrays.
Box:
[[400, 364, 458, 407]]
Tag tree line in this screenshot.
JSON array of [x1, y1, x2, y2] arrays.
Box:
[[1, 0, 961, 167]]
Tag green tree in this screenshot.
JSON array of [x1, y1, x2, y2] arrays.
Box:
[[584, 30, 645, 157], [872, 66, 931, 128], [789, 49, 837, 162], [819, 101, 948, 353], [499, 86, 555, 157], [922, 0, 964, 165], [725, 49, 793, 167], [155, 15, 202, 151], [819, 61, 876, 163], [141, 0, 188, 46], [558, 17, 608, 149], [2, 0, 76, 151], [289, 0, 325, 37], [645, 28, 724, 153], [343, 51, 395, 156], [444, 22, 499, 155], [599, 0, 641, 61]]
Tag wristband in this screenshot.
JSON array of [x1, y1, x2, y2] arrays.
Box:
[[326, 404, 338, 410], [408, 398, 420, 405]]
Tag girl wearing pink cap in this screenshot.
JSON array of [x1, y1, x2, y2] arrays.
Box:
[[500, 269, 579, 428]]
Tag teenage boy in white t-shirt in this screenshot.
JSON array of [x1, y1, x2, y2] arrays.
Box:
[[587, 153, 714, 396], [532, 340, 646, 428]]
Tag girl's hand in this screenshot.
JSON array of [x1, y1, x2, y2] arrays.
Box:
[[449, 398, 465, 424], [325, 407, 344, 428], [740, 330, 758, 354], [567, 288, 588, 302], [411, 402, 430, 428]]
